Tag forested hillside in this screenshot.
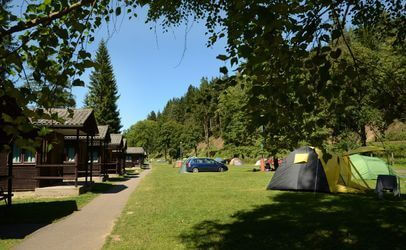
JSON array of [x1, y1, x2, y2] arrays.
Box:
[[125, 29, 405, 161], [124, 77, 262, 159]]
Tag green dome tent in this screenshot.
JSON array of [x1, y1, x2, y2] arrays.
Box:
[[349, 154, 393, 180]]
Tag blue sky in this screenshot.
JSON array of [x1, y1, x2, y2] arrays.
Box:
[[73, 7, 228, 131]]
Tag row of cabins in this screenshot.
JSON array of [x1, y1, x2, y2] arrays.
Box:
[[0, 108, 145, 204]]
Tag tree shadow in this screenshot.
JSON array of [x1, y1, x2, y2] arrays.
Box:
[[90, 183, 128, 194], [0, 200, 78, 239], [179, 192, 406, 249], [108, 177, 130, 182], [125, 173, 140, 178]]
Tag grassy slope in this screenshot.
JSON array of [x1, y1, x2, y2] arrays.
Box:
[[393, 158, 406, 169], [104, 164, 406, 250], [0, 181, 119, 249]]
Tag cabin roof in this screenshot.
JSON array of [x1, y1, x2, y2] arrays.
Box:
[[126, 147, 145, 155], [31, 108, 98, 136], [64, 125, 110, 142], [33, 108, 93, 126], [97, 125, 109, 140], [109, 134, 123, 146]]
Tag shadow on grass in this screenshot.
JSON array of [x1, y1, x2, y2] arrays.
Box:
[[0, 200, 78, 239], [180, 192, 406, 249]]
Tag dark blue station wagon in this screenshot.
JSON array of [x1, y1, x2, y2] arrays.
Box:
[[186, 158, 228, 173]]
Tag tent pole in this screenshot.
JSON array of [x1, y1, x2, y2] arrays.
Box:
[[314, 153, 319, 195], [349, 159, 371, 189]]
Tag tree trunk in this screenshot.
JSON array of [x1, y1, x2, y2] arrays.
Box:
[[219, 116, 222, 137], [194, 146, 197, 156], [164, 147, 167, 161], [204, 118, 209, 157], [360, 125, 367, 146]]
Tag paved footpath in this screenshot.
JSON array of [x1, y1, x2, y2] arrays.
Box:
[[15, 168, 151, 250]]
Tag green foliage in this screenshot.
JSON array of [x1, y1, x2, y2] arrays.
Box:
[[2, 0, 404, 156], [369, 141, 406, 159], [180, 123, 202, 156], [84, 40, 122, 132], [142, 0, 405, 154], [168, 148, 178, 159], [124, 119, 159, 155], [218, 79, 254, 147], [385, 131, 406, 142], [146, 111, 157, 121], [0, 0, 140, 149], [126, 77, 263, 159], [329, 31, 406, 145], [158, 120, 183, 159]]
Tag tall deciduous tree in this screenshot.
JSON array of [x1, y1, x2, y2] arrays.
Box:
[[124, 120, 159, 155], [218, 79, 251, 147], [85, 40, 122, 133]]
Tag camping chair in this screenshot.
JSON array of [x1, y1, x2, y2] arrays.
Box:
[[0, 187, 11, 206], [375, 175, 401, 199]]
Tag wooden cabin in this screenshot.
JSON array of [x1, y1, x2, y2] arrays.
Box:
[[125, 147, 146, 168], [0, 152, 12, 205], [0, 108, 99, 192], [107, 134, 125, 175], [64, 125, 111, 180], [0, 95, 37, 205]]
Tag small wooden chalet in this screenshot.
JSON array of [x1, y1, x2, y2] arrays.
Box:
[[0, 95, 38, 205], [0, 108, 99, 192], [125, 147, 146, 167], [107, 134, 125, 175], [0, 153, 12, 206], [64, 125, 111, 180]]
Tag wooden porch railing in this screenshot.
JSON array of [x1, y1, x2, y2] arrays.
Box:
[[35, 163, 79, 186]]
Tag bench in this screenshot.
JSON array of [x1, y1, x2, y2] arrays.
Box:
[[0, 187, 13, 206]]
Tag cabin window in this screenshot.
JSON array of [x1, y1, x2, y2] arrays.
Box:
[[88, 150, 99, 163], [24, 150, 36, 163], [66, 146, 76, 162], [126, 155, 132, 162], [12, 145, 22, 163]]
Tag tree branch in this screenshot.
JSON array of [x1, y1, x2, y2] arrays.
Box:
[[0, 0, 95, 38]]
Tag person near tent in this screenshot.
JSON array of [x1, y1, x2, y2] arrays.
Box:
[[266, 157, 274, 170], [265, 161, 271, 171]]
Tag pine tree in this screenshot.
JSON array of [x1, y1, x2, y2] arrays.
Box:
[[85, 40, 122, 132], [147, 111, 157, 121]]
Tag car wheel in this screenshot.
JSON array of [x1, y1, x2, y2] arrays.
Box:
[[218, 167, 224, 172], [192, 168, 199, 173]]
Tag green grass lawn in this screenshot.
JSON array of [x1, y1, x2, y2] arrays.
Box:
[[0, 180, 122, 249], [393, 158, 406, 169], [104, 163, 406, 250]]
